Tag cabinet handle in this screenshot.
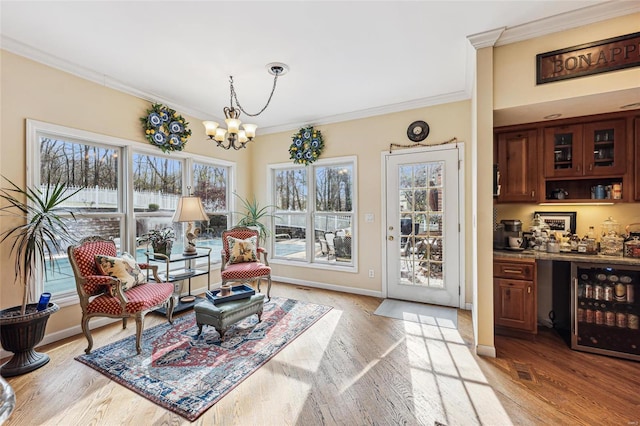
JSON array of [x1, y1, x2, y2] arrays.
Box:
[[528, 286, 531, 294], [589, 163, 593, 171], [503, 268, 523, 274], [531, 190, 535, 198], [577, 164, 581, 172]]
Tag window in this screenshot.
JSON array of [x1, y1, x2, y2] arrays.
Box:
[[132, 152, 183, 262], [270, 157, 356, 268], [27, 120, 233, 304]]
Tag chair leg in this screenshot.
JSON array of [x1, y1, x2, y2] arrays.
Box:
[[256, 277, 262, 293], [135, 314, 144, 354], [266, 276, 272, 301], [165, 296, 175, 324], [122, 318, 127, 329], [82, 315, 93, 354]]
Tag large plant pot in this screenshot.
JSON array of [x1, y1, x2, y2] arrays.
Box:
[[0, 303, 59, 377]]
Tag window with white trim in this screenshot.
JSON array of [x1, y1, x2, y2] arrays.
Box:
[[27, 120, 233, 304], [269, 157, 356, 268]]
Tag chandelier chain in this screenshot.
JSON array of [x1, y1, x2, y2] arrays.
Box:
[[229, 75, 280, 117]]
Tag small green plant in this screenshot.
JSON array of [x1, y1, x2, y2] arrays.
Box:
[[148, 203, 159, 211], [138, 227, 175, 246], [234, 193, 279, 243]]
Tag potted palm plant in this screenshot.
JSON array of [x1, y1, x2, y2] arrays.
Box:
[[0, 176, 81, 377], [234, 193, 278, 245]]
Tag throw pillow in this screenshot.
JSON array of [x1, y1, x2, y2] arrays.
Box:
[[227, 235, 258, 264], [95, 252, 146, 294]]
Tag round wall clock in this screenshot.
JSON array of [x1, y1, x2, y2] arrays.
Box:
[[407, 120, 430, 142]]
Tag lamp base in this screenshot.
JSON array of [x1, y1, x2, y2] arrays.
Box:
[[183, 245, 197, 256]]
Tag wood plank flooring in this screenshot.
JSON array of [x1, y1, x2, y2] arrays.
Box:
[[2, 282, 639, 425]]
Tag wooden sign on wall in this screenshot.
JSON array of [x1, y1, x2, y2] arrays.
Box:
[[536, 32, 640, 84]]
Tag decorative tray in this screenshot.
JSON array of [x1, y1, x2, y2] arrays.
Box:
[[206, 284, 255, 305]]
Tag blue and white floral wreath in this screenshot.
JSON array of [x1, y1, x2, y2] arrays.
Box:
[[289, 126, 324, 166], [140, 103, 192, 153]]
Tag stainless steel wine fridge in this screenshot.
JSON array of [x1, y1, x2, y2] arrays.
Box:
[[572, 262, 640, 361]]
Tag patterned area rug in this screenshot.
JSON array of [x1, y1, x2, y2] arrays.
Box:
[[75, 297, 332, 421]]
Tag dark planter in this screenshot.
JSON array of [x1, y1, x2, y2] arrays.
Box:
[[0, 303, 59, 377], [153, 241, 172, 257]]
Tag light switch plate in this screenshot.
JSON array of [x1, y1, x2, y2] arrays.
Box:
[[365, 213, 374, 223]]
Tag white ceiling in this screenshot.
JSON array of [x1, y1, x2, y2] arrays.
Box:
[[1, 1, 638, 134]]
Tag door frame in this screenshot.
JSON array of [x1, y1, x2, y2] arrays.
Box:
[[380, 143, 466, 308]]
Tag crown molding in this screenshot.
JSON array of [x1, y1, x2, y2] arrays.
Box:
[[258, 90, 470, 135], [0, 35, 212, 121], [496, 0, 640, 46], [467, 28, 506, 49]]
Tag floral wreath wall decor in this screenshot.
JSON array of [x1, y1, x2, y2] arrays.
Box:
[[289, 126, 324, 166], [140, 103, 192, 153]]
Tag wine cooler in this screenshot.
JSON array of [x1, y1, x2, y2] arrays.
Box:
[[572, 263, 640, 361]]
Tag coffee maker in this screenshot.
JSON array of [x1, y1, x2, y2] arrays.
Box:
[[493, 219, 523, 249]]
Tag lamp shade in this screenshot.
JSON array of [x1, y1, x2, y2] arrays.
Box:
[[172, 196, 209, 223]]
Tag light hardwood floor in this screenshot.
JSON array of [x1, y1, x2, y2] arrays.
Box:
[[3, 282, 640, 425]]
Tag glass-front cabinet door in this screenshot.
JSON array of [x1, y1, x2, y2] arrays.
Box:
[[544, 124, 583, 178], [583, 119, 626, 176]]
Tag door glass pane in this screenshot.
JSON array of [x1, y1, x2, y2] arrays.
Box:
[[400, 161, 444, 288]]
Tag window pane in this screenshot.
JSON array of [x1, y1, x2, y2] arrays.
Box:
[[315, 164, 353, 212], [40, 137, 120, 212], [133, 153, 182, 260], [44, 218, 123, 295], [193, 162, 227, 212], [275, 214, 307, 259], [275, 168, 306, 211], [39, 136, 124, 296], [315, 214, 352, 263]]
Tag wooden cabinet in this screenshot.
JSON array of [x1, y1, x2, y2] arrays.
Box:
[[494, 258, 537, 335], [635, 118, 640, 201], [496, 130, 538, 202], [544, 119, 626, 178]]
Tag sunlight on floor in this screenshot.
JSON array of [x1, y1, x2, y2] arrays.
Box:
[[404, 320, 512, 426]]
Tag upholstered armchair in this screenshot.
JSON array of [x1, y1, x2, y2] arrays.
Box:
[[220, 227, 272, 300], [67, 236, 175, 354]]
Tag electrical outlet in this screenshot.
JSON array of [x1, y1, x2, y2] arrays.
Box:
[[368, 269, 374, 278]]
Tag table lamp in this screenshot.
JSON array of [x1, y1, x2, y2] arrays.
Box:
[[172, 192, 209, 256]]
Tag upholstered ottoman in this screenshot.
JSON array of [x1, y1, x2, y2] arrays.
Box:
[[194, 293, 265, 339]]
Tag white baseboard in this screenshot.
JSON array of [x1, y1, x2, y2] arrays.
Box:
[[476, 344, 497, 358], [1, 316, 120, 360], [271, 275, 384, 298], [464, 303, 473, 311]]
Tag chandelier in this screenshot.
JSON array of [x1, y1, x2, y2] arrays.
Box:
[[203, 62, 288, 150]]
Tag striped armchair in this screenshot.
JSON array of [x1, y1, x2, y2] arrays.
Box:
[[67, 236, 175, 354]]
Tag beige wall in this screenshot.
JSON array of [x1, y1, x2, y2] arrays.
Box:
[[494, 13, 640, 110], [0, 49, 474, 343], [250, 102, 473, 300], [0, 50, 249, 334]]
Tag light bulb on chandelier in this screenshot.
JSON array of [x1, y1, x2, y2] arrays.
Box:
[[203, 62, 288, 150]]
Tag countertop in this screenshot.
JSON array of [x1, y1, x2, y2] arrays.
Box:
[[494, 249, 640, 267]]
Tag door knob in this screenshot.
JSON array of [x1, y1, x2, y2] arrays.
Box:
[[388, 236, 394, 241]]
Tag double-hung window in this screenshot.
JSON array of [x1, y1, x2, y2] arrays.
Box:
[[27, 120, 233, 306], [269, 156, 356, 269]]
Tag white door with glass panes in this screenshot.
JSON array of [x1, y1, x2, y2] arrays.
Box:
[[385, 146, 461, 307]]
